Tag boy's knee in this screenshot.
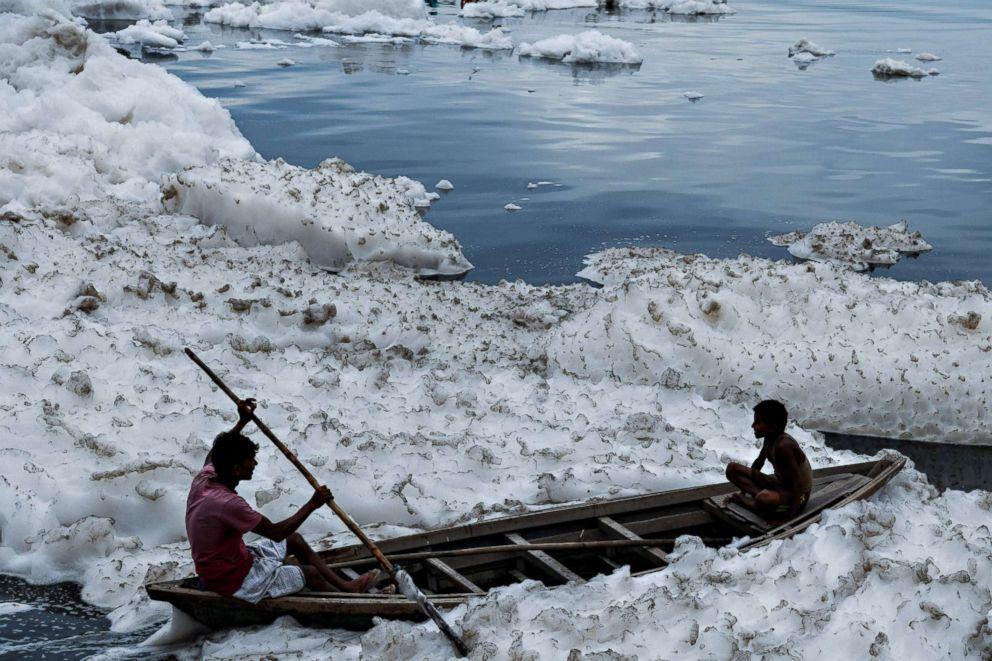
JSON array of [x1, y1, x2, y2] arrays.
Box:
[[726, 462, 743, 480], [287, 532, 305, 547], [755, 490, 777, 508]]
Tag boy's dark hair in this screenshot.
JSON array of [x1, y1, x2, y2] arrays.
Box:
[[211, 431, 259, 479], [753, 399, 788, 432]]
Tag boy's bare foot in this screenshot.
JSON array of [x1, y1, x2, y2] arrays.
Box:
[[728, 492, 747, 506], [344, 569, 380, 593], [372, 584, 397, 595]]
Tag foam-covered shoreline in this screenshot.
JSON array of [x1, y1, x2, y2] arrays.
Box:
[[1, 2, 991, 660]]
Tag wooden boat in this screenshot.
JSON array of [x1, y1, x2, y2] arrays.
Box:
[[146, 456, 904, 630]]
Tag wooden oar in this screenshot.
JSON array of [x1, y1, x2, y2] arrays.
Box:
[[184, 348, 469, 657], [322, 537, 732, 569]]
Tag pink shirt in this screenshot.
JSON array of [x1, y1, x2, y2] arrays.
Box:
[[185, 463, 262, 596]]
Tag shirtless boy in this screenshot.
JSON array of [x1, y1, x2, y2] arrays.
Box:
[[725, 400, 813, 520]]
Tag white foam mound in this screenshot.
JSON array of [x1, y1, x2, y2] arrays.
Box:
[[0, 11, 253, 222], [162, 158, 474, 276], [459, 1, 525, 18], [112, 19, 186, 49], [0, 602, 36, 615], [518, 30, 643, 65], [2, 215, 990, 652], [415, 23, 512, 50], [204, 0, 511, 49], [573, 247, 988, 442], [789, 38, 834, 58], [204, 0, 424, 30], [617, 0, 735, 14], [69, 0, 173, 19], [769, 219, 933, 271], [356, 477, 992, 659], [513, 0, 597, 9], [872, 57, 935, 78], [916, 52, 941, 62], [461, 0, 597, 12]]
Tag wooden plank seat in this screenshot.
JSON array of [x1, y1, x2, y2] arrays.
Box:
[[505, 533, 583, 584], [703, 473, 872, 536], [596, 516, 668, 566], [424, 558, 485, 595]]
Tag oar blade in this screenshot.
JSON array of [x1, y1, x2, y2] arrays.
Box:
[[395, 568, 469, 657]]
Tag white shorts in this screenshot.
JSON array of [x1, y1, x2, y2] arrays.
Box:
[[232, 539, 306, 604]]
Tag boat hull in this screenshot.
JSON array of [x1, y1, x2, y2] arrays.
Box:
[[147, 457, 904, 631]]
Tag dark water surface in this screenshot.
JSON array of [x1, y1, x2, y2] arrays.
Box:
[[158, 0, 992, 284], [0, 576, 155, 660]]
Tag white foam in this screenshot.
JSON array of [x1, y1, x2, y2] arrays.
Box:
[[769, 220, 932, 271], [618, 0, 735, 14], [0, 11, 254, 221], [872, 57, 934, 78], [788, 38, 834, 58], [483, 0, 596, 10], [162, 158, 473, 276], [518, 30, 643, 65], [0, 602, 35, 615], [459, 1, 525, 18], [112, 19, 186, 49], [70, 0, 173, 19], [205, 0, 425, 31], [916, 52, 941, 62], [204, 0, 512, 49], [575, 246, 987, 442]]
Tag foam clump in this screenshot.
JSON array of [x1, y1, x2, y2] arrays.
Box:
[[0, 602, 36, 615], [518, 30, 643, 65], [162, 158, 474, 276], [204, 0, 512, 49], [0, 11, 254, 223], [789, 38, 834, 58], [469, 0, 597, 10], [872, 57, 937, 78], [459, 1, 525, 18], [617, 0, 734, 14], [70, 0, 173, 19], [769, 219, 932, 271], [574, 246, 987, 442], [112, 19, 186, 49]]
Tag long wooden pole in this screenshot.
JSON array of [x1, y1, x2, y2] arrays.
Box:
[[184, 348, 469, 657], [322, 537, 732, 569]]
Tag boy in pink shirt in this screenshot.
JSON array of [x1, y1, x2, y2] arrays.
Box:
[[186, 398, 379, 601]]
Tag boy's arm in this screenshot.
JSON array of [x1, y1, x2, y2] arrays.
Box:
[[205, 398, 257, 466], [231, 398, 257, 434], [252, 486, 333, 542], [750, 445, 767, 472], [783, 445, 807, 518]]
